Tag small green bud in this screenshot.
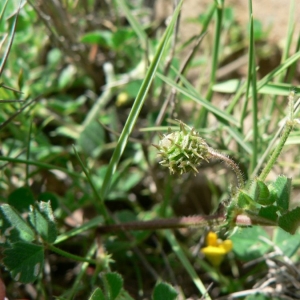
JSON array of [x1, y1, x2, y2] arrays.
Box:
[[154, 122, 211, 175]]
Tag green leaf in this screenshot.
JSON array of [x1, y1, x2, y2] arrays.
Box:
[[249, 180, 273, 205], [258, 205, 278, 222], [112, 28, 135, 49], [8, 186, 35, 212], [3, 242, 44, 283], [270, 176, 291, 211], [58, 64, 77, 89], [273, 227, 300, 257], [28, 202, 57, 243], [237, 191, 254, 208], [0, 204, 35, 243], [278, 207, 300, 235], [231, 227, 270, 261], [103, 272, 123, 300], [78, 121, 104, 157], [152, 282, 178, 300], [89, 288, 106, 300], [81, 30, 113, 47]]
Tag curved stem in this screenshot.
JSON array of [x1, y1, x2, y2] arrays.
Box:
[[47, 244, 97, 265], [208, 148, 245, 189]]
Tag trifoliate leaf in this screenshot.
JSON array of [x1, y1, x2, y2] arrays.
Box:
[[89, 288, 105, 300], [0, 204, 35, 243], [231, 227, 270, 260], [258, 205, 278, 222], [270, 176, 291, 211], [278, 207, 300, 235], [3, 242, 44, 283], [250, 180, 273, 205], [237, 191, 254, 208], [28, 201, 57, 243], [152, 282, 178, 300], [273, 227, 300, 257], [103, 272, 123, 300]]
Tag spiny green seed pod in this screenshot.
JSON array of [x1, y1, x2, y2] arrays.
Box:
[[154, 122, 212, 175]]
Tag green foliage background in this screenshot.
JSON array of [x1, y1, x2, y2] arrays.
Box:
[[0, 0, 300, 299]]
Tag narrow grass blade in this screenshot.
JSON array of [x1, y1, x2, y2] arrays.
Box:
[[224, 126, 252, 155], [157, 72, 239, 127], [0, 1, 21, 77], [257, 51, 300, 90], [0, 156, 82, 179], [100, 1, 183, 200], [117, 0, 148, 51], [214, 80, 300, 96], [73, 146, 110, 221], [0, 0, 9, 23], [248, 7, 258, 173], [164, 230, 212, 300], [197, 0, 224, 127]]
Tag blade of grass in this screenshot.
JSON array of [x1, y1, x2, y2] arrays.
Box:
[[251, 96, 300, 178], [226, 50, 300, 114], [73, 146, 110, 222], [117, 0, 149, 52], [196, 0, 224, 128], [0, 155, 83, 179], [100, 1, 183, 200], [286, 31, 300, 83], [214, 80, 300, 96], [0, 96, 37, 131], [264, 0, 295, 133], [25, 118, 33, 187], [248, 1, 258, 173], [0, 0, 21, 77], [0, 0, 9, 23], [163, 230, 212, 300], [224, 126, 252, 155], [157, 72, 240, 127], [257, 51, 300, 90]]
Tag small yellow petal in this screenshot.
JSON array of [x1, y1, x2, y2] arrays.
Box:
[[201, 246, 226, 267], [206, 231, 218, 246], [220, 240, 233, 253]]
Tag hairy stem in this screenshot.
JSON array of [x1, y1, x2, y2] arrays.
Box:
[[258, 91, 295, 181], [97, 214, 226, 234], [208, 148, 245, 189]]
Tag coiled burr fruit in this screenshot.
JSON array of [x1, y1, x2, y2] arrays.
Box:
[[154, 122, 211, 175]]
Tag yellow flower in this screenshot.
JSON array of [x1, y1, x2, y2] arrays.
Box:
[[201, 232, 233, 267]]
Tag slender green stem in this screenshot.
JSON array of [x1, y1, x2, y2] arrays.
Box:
[[47, 244, 97, 265], [65, 241, 98, 300], [73, 146, 110, 222], [0, 156, 82, 178], [26, 118, 33, 187], [258, 92, 295, 181], [164, 230, 212, 300]]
